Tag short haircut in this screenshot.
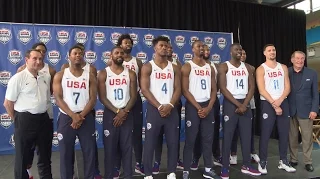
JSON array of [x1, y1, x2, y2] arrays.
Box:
[[111, 46, 124, 54], [69, 45, 83, 55], [32, 42, 47, 51], [116, 34, 133, 46], [192, 40, 203, 48], [152, 36, 170, 46], [25, 49, 42, 58], [291, 51, 305, 58], [263, 44, 275, 51], [230, 43, 241, 50]]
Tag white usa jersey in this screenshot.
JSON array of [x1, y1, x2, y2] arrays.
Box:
[[83, 63, 90, 73], [38, 63, 53, 119], [105, 67, 131, 109], [123, 57, 140, 91], [260, 63, 285, 100], [226, 61, 249, 99], [189, 61, 211, 102], [210, 62, 218, 83], [60, 68, 90, 114], [150, 60, 174, 104]]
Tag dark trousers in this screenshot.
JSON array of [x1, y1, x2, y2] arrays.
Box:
[[221, 99, 252, 168], [183, 101, 215, 171], [259, 99, 290, 162], [14, 111, 53, 179], [57, 113, 96, 179], [103, 107, 134, 179], [143, 103, 179, 176], [154, 100, 182, 163], [193, 97, 221, 160], [231, 109, 256, 154]]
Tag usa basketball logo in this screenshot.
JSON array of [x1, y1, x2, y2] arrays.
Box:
[[52, 132, 59, 147], [84, 51, 97, 64], [101, 51, 111, 65], [0, 28, 12, 44], [189, 36, 199, 46], [211, 53, 221, 64], [175, 35, 186, 49], [130, 33, 139, 46], [183, 53, 193, 63], [75, 31, 88, 44], [217, 37, 227, 50], [0, 113, 13, 129], [161, 34, 171, 42], [7, 50, 22, 65], [204, 36, 213, 48], [37, 30, 51, 44], [136, 52, 148, 64], [17, 29, 32, 45], [50, 95, 56, 106], [47, 50, 61, 66], [0, 71, 11, 87], [56, 30, 70, 45], [110, 32, 121, 45], [9, 134, 15, 147], [93, 31, 106, 46], [172, 53, 179, 60], [95, 109, 104, 124], [143, 34, 154, 48]]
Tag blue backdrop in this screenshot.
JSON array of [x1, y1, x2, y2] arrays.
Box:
[[0, 22, 233, 155]]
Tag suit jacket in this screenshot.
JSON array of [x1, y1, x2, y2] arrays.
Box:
[[288, 67, 319, 119]]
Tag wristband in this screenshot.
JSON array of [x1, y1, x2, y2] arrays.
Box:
[[169, 103, 174, 108], [116, 109, 120, 114], [158, 105, 163, 110]]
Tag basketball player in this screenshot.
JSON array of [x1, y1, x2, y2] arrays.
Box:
[[113, 34, 144, 177], [16, 42, 56, 179], [153, 43, 183, 174], [230, 49, 260, 165], [97, 46, 137, 179], [219, 43, 261, 179], [61, 43, 101, 178], [191, 44, 222, 170], [53, 45, 97, 179], [256, 44, 296, 174], [141, 36, 181, 179], [182, 40, 218, 179]]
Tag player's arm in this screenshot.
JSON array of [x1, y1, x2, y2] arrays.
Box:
[[53, 71, 77, 117], [278, 64, 291, 101], [80, 73, 97, 118], [181, 63, 202, 110], [3, 75, 21, 119], [137, 58, 143, 87], [124, 70, 137, 112], [218, 63, 242, 107], [140, 63, 163, 108], [89, 65, 98, 77], [170, 64, 182, 106], [242, 64, 255, 107], [16, 64, 26, 73], [176, 60, 182, 69], [256, 66, 275, 104], [208, 66, 217, 109], [60, 63, 69, 71], [49, 66, 56, 94], [97, 69, 119, 113]]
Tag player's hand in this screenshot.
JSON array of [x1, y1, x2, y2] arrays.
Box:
[[272, 98, 283, 109], [198, 106, 211, 118], [158, 105, 165, 116], [161, 104, 173, 117], [71, 113, 84, 129], [274, 106, 282, 116], [113, 115, 124, 127], [236, 104, 247, 115], [114, 109, 129, 121]]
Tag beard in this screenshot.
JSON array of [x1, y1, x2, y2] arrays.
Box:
[[123, 48, 132, 54], [113, 58, 124, 66], [203, 55, 210, 60]]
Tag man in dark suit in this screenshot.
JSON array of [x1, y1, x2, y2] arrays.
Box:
[[288, 51, 318, 172]]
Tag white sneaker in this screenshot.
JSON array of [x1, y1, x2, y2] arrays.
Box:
[[167, 173, 176, 179], [251, 154, 260, 163], [144, 176, 153, 179], [278, 160, 296, 173], [258, 162, 267, 174], [230, 155, 237, 165]]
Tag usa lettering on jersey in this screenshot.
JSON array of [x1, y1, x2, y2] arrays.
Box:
[[155, 72, 173, 79], [124, 64, 136, 71], [267, 71, 283, 77], [194, 69, 210, 76], [109, 78, 128, 85], [67, 81, 87, 89], [231, 69, 247, 76]]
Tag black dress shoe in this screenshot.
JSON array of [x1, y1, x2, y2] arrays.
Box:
[[305, 164, 314, 172], [290, 162, 298, 167]]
